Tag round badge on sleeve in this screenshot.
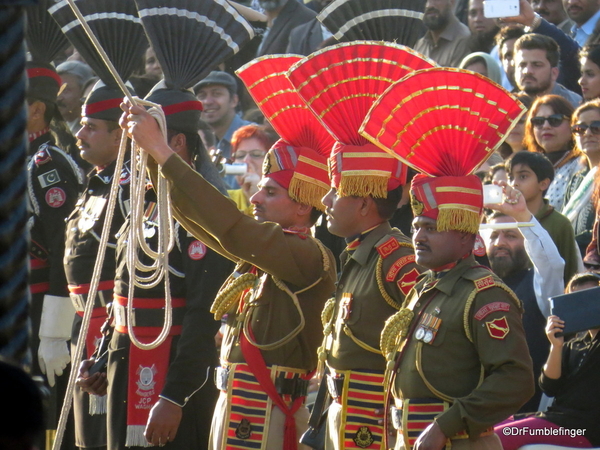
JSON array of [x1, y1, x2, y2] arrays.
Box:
[[45, 187, 66, 208], [188, 240, 206, 260]]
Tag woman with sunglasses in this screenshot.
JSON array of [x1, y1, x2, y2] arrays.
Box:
[[227, 124, 279, 215], [579, 45, 600, 102], [563, 100, 600, 256], [524, 95, 587, 212]]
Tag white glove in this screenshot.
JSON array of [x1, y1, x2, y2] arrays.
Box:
[[38, 295, 75, 387]]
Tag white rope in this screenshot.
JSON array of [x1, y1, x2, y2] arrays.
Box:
[[126, 100, 175, 350], [53, 2, 174, 449]]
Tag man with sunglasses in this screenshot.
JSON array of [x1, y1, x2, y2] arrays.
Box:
[[514, 33, 582, 107]]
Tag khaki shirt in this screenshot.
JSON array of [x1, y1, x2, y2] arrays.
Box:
[[414, 15, 471, 67], [327, 223, 422, 370], [153, 154, 337, 371], [394, 255, 534, 437]]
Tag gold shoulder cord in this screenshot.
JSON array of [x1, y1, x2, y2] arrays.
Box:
[[242, 236, 331, 351], [375, 255, 399, 309], [375, 244, 413, 311], [210, 263, 258, 320], [380, 307, 415, 388], [343, 325, 381, 354], [334, 241, 415, 362], [415, 342, 456, 403], [316, 297, 336, 375]]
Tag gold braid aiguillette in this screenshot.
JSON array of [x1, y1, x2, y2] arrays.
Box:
[[381, 307, 414, 388], [210, 272, 258, 320], [380, 308, 414, 360]]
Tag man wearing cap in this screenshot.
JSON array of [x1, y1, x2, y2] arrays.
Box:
[[120, 97, 337, 450], [319, 145, 422, 450], [383, 174, 534, 450], [25, 60, 84, 450], [195, 71, 251, 162], [65, 80, 132, 450], [57, 60, 94, 135], [77, 87, 233, 450]]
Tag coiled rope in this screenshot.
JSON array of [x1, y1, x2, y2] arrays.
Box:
[[53, 2, 173, 449]]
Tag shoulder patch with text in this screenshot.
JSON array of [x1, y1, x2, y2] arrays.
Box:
[[386, 254, 416, 281], [377, 237, 399, 259], [474, 275, 496, 292], [474, 302, 511, 321]]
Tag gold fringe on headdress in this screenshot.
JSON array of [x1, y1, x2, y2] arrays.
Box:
[[436, 207, 481, 235], [338, 173, 389, 199], [289, 174, 329, 211]]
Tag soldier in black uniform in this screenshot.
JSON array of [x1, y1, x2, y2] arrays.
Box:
[[65, 84, 132, 450], [26, 60, 84, 450], [109, 89, 232, 450], [79, 87, 233, 450]]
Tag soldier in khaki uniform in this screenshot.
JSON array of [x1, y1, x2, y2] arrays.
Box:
[[320, 148, 421, 450], [287, 42, 428, 450], [359, 68, 535, 450], [121, 55, 337, 450]]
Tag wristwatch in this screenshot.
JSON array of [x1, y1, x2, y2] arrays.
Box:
[[524, 13, 542, 32]]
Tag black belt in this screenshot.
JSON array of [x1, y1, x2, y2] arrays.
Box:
[[215, 367, 309, 400]]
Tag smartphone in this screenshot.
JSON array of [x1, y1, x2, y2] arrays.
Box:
[[483, 0, 519, 18], [483, 184, 503, 204]]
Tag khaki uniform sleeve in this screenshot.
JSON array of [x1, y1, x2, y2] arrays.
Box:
[[435, 285, 535, 437], [152, 154, 328, 288]]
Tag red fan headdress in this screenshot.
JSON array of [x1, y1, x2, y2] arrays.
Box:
[[287, 41, 435, 198], [236, 55, 334, 211], [360, 67, 527, 233]]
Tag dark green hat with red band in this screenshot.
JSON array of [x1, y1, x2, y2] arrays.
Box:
[[26, 62, 63, 104], [145, 86, 203, 134]]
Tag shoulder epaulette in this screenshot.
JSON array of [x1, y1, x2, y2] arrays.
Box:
[[473, 274, 496, 292], [376, 236, 400, 258]]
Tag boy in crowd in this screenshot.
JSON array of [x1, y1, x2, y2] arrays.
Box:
[[506, 151, 583, 283]]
